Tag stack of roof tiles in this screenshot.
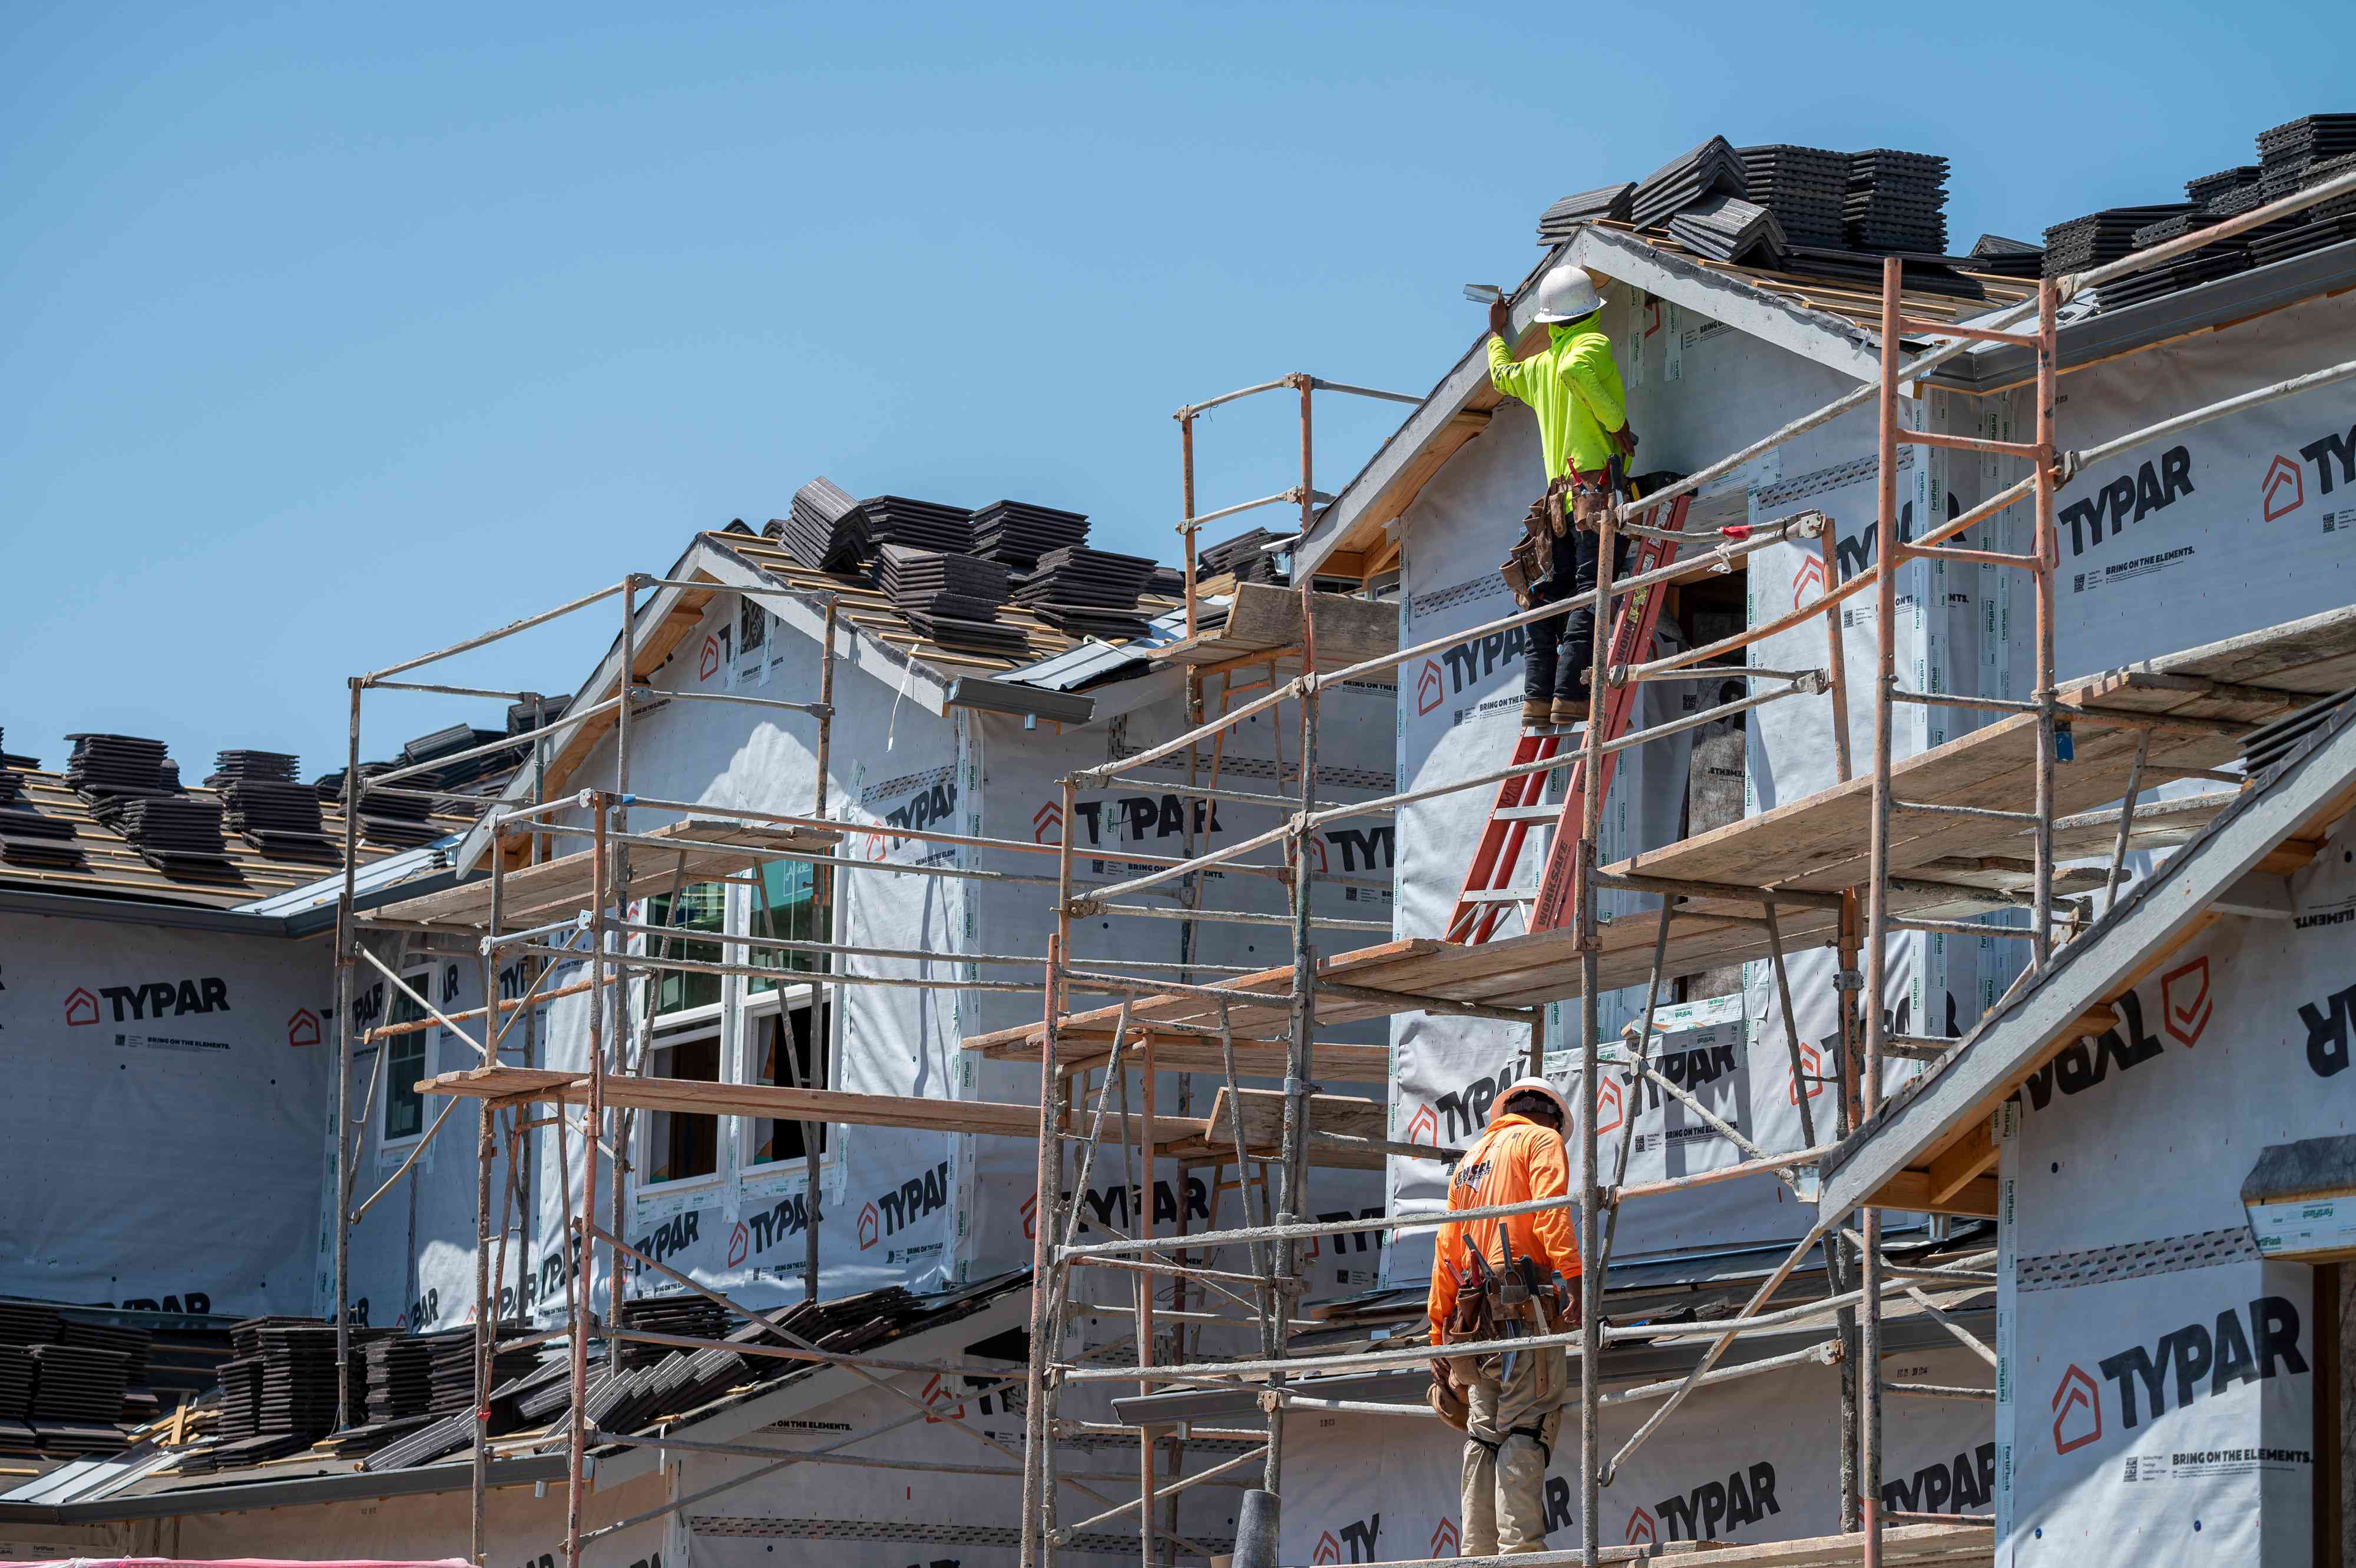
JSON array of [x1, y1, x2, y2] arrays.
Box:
[[1739, 145, 1848, 247], [1628, 137, 1748, 233], [208, 750, 338, 862], [0, 749, 81, 870], [1200, 527, 1288, 585], [64, 733, 173, 802], [1665, 193, 1787, 266], [615, 1294, 733, 1368], [2258, 114, 2356, 198], [2052, 113, 2356, 313], [875, 545, 1012, 625], [2253, 151, 2356, 267], [2041, 204, 2199, 280], [770, 476, 865, 571], [1967, 234, 2046, 279], [507, 695, 572, 733], [330, 762, 442, 848], [0, 1303, 140, 1456], [970, 499, 1091, 571], [1845, 150, 1949, 253], [1013, 546, 1159, 642], [1534, 181, 1634, 243], [849, 495, 973, 555]]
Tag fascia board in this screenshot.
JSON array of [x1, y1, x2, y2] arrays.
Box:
[[1821, 708, 2356, 1218]]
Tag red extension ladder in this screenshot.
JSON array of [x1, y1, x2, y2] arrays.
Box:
[[1443, 492, 1699, 943]]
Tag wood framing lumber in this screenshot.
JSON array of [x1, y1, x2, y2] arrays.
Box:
[[1160, 584, 1398, 680], [1925, 1117, 1997, 1207]]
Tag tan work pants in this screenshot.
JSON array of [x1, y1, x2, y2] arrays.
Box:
[[1458, 1334, 1569, 1555]]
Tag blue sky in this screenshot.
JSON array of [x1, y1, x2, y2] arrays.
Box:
[[2, 2, 2337, 776]]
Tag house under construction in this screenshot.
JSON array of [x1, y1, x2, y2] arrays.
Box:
[[5, 123, 2356, 1568]]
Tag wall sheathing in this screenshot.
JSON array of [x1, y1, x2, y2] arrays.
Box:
[[1994, 810, 2356, 1564], [0, 908, 332, 1317]]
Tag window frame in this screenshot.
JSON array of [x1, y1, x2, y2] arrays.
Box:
[[739, 980, 836, 1174], [635, 1015, 728, 1194], [378, 964, 438, 1149]]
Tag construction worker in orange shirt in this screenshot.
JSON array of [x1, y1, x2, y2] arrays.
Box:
[[1427, 1076, 1584, 1554]]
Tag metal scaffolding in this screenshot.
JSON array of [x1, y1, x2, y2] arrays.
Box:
[[314, 158, 2356, 1568]]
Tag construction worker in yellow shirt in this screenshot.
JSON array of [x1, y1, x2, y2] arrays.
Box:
[[1487, 264, 1636, 729]]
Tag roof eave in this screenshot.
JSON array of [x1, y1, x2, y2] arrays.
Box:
[[1821, 703, 2356, 1218]]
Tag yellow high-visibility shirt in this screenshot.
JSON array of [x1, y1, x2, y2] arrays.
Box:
[[1487, 319, 1628, 478]]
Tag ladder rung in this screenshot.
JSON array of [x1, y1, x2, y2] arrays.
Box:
[[1493, 805, 1561, 822], [1461, 889, 1538, 904]]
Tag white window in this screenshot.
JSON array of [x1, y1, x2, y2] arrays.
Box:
[[642, 1020, 723, 1187], [381, 966, 435, 1144], [747, 987, 832, 1167]]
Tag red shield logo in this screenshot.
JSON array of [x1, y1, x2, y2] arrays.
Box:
[[286, 1008, 321, 1048], [2051, 1363, 2102, 1454], [856, 1201, 881, 1251], [1788, 1041, 1824, 1103], [1415, 660, 1444, 717], [1791, 552, 1827, 610], [1020, 1193, 1038, 1240], [1303, 836, 1328, 874], [1312, 1533, 1341, 1566], [726, 1220, 750, 1268], [2262, 454, 2304, 521], [2160, 956, 2211, 1047], [64, 987, 99, 1027], [1428, 1520, 1460, 1558], [1626, 1506, 1657, 1546], [1033, 800, 1063, 845], [699, 633, 722, 680]]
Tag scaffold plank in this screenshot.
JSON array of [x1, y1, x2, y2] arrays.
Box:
[[378, 818, 841, 929]]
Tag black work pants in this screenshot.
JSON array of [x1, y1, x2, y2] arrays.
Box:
[[1523, 528, 1630, 704]]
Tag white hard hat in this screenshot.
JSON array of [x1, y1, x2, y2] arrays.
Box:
[[1530, 264, 1606, 324], [1493, 1075, 1573, 1132]]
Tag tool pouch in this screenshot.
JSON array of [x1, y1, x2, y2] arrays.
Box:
[[1428, 1365, 1471, 1433], [1500, 534, 1542, 609]]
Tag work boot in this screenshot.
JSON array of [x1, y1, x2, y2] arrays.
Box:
[[1550, 696, 1588, 727], [1521, 699, 1551, 727]]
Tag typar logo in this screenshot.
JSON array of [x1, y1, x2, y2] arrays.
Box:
[[1020, 1193, 1038, 1241], [2051, 1364, 2101, 1454], [287, 1008, 322, 1048], [856, 1202, 881, 1251], [1788, 1041, 1824, 1104], [1626, 1507, 1657, 1546], [1790, 553, 1826, 610], [1032, 801, 1063, 845], [2299, 980, 2356, 1078], [1404, 1104, 1440, 1147], [1415, 659, 1444, 717], [918, 1372, 966, 1423], [64, 987, 100, 1027], [1316, 1516, 1380, 1563], [1428, 1520, 1459, 1558], [2263, 454, 2306, 521], [2161, 956, 2212, 1047], [1591, 1076, 1623, 1137], [699, 634, 722, 680], [726, 1221, 750, 1268]]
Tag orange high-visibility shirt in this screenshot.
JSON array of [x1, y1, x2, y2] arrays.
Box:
[[1426, 1110, 1580, 1338]]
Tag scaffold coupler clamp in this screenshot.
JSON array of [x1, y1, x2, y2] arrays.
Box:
[[1796, 670, 1832, 696], [1835, 967, 1864, 992]]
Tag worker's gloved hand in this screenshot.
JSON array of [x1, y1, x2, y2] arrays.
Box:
[[1488, 299, 1511, 339]]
